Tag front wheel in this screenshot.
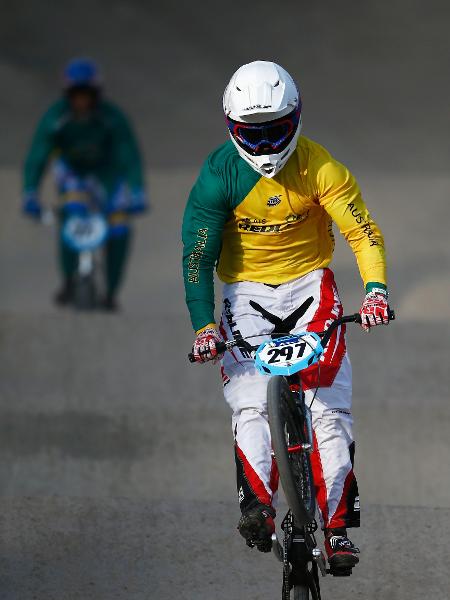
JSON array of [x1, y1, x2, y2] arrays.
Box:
[[291, 557, 321, 600], [267, 376, 316, 526], [73, 275, 97, 310], [294, 585, 309, 600], [293, 571, 319, 600]]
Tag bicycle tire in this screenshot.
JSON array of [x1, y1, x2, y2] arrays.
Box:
[[293, 569, 319, 600], [294, 586, 309, 600], [73, 276, 96, 310], [267, 376, 316, 525]]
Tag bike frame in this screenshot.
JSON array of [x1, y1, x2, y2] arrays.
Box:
[[60, 198, 109, 309]]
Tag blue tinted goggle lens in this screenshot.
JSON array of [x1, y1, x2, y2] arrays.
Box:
[[227, 108, 300, 153]]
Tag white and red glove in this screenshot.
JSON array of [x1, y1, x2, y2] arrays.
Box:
[[192, 327, 224, 363], [359, 288, 390, 332]]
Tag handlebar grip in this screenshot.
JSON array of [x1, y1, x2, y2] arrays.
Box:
[[216, 341, 228, 354], [353, 309, 395, 326], [353, 309, 395, 325], [188, 340, 228, 363]]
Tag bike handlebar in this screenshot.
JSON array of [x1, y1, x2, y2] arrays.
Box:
[[188, 340, 230, 363], [188, 309, 395, 363], [319, 309, 395, 348]]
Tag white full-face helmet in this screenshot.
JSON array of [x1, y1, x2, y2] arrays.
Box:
[[223, 60, 302, 178]]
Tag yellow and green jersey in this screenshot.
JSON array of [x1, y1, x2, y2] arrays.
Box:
[[182, 136, 386, 332]]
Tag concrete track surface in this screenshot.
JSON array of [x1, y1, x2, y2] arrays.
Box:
[[1, 1, 449, 598]]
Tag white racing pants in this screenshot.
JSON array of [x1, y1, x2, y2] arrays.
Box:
[[219, 268, 360, 529]]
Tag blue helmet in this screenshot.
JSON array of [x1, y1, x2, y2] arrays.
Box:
[[63, 58, 102, 89]]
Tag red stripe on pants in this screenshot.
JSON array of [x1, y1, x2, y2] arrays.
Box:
[[303, 268, 346, 389], [310, 431, 329, 526], [327, 468, 355, 529], [269, 456, 279, 494], [235, 443, 272, 507]]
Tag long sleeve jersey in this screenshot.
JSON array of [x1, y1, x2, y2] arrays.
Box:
[[23, 98, 144, 193], [182, 136, 387, 332]]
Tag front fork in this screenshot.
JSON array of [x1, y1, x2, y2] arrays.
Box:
[[288, 378, 314, 454], [302, 404, 314, 454], [78, 250, 94, 277], [273, 379, 326, 598], [275, 512, 326, 600]]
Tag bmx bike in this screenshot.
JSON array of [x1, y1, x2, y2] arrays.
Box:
[[189, 309, 395, 599], [44, 196, 109, 310]]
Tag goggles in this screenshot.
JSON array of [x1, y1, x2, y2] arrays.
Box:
[[227, 106, 301, 156], [66, 85, 100, 99]]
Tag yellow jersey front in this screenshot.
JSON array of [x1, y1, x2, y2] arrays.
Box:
[[182, 135, 386, 331]]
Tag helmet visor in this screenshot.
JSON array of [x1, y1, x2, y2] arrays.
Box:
[[227, 107, 300, 156]]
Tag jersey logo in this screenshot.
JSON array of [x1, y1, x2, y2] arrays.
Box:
[[267, 195, 282, 207], [237, 210, 309, 234], [285, 211, 309, 224]]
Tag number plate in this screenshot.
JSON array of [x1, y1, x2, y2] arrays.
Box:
[[62, 214, 108, 252], [254, 333, 324, 376]]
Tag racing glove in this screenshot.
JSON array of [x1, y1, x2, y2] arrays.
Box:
[[108, 186, 148, 215], [192, 326, 224, 363], [360, 288, 389, 332], [107, 184, 129, 214], [22, 191, 42, 219], [127, 188, 148, 215]]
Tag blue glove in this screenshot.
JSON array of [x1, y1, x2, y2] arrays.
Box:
[[127, 188, 148, 215], [22, 192, 42, 219], [62, 201, 89, 217], [108, 184, 129, 214]]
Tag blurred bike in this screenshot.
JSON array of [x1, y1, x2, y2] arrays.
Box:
[[60, 197, 109, 310], [43, 191, 110, 310]]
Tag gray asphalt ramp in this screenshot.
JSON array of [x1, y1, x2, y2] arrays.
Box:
[[1, 0, 449, 598], [0, 1, 448, 173], [1, 171, 449, 598], [1, 499, 449, 600]]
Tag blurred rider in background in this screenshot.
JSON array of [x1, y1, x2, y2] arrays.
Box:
[[22, 58, 148, 310]]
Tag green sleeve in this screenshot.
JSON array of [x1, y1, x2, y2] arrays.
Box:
[[366, 282, 387, 294], [182, 159, 230, 332], [109, 105, 145, 190], [23, 104, 59, 192]]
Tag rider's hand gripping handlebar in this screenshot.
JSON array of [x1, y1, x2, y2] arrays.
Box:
[[188, 340, 232, 363], [319, 309, 395, 348], [187, 309, 395, 363]]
